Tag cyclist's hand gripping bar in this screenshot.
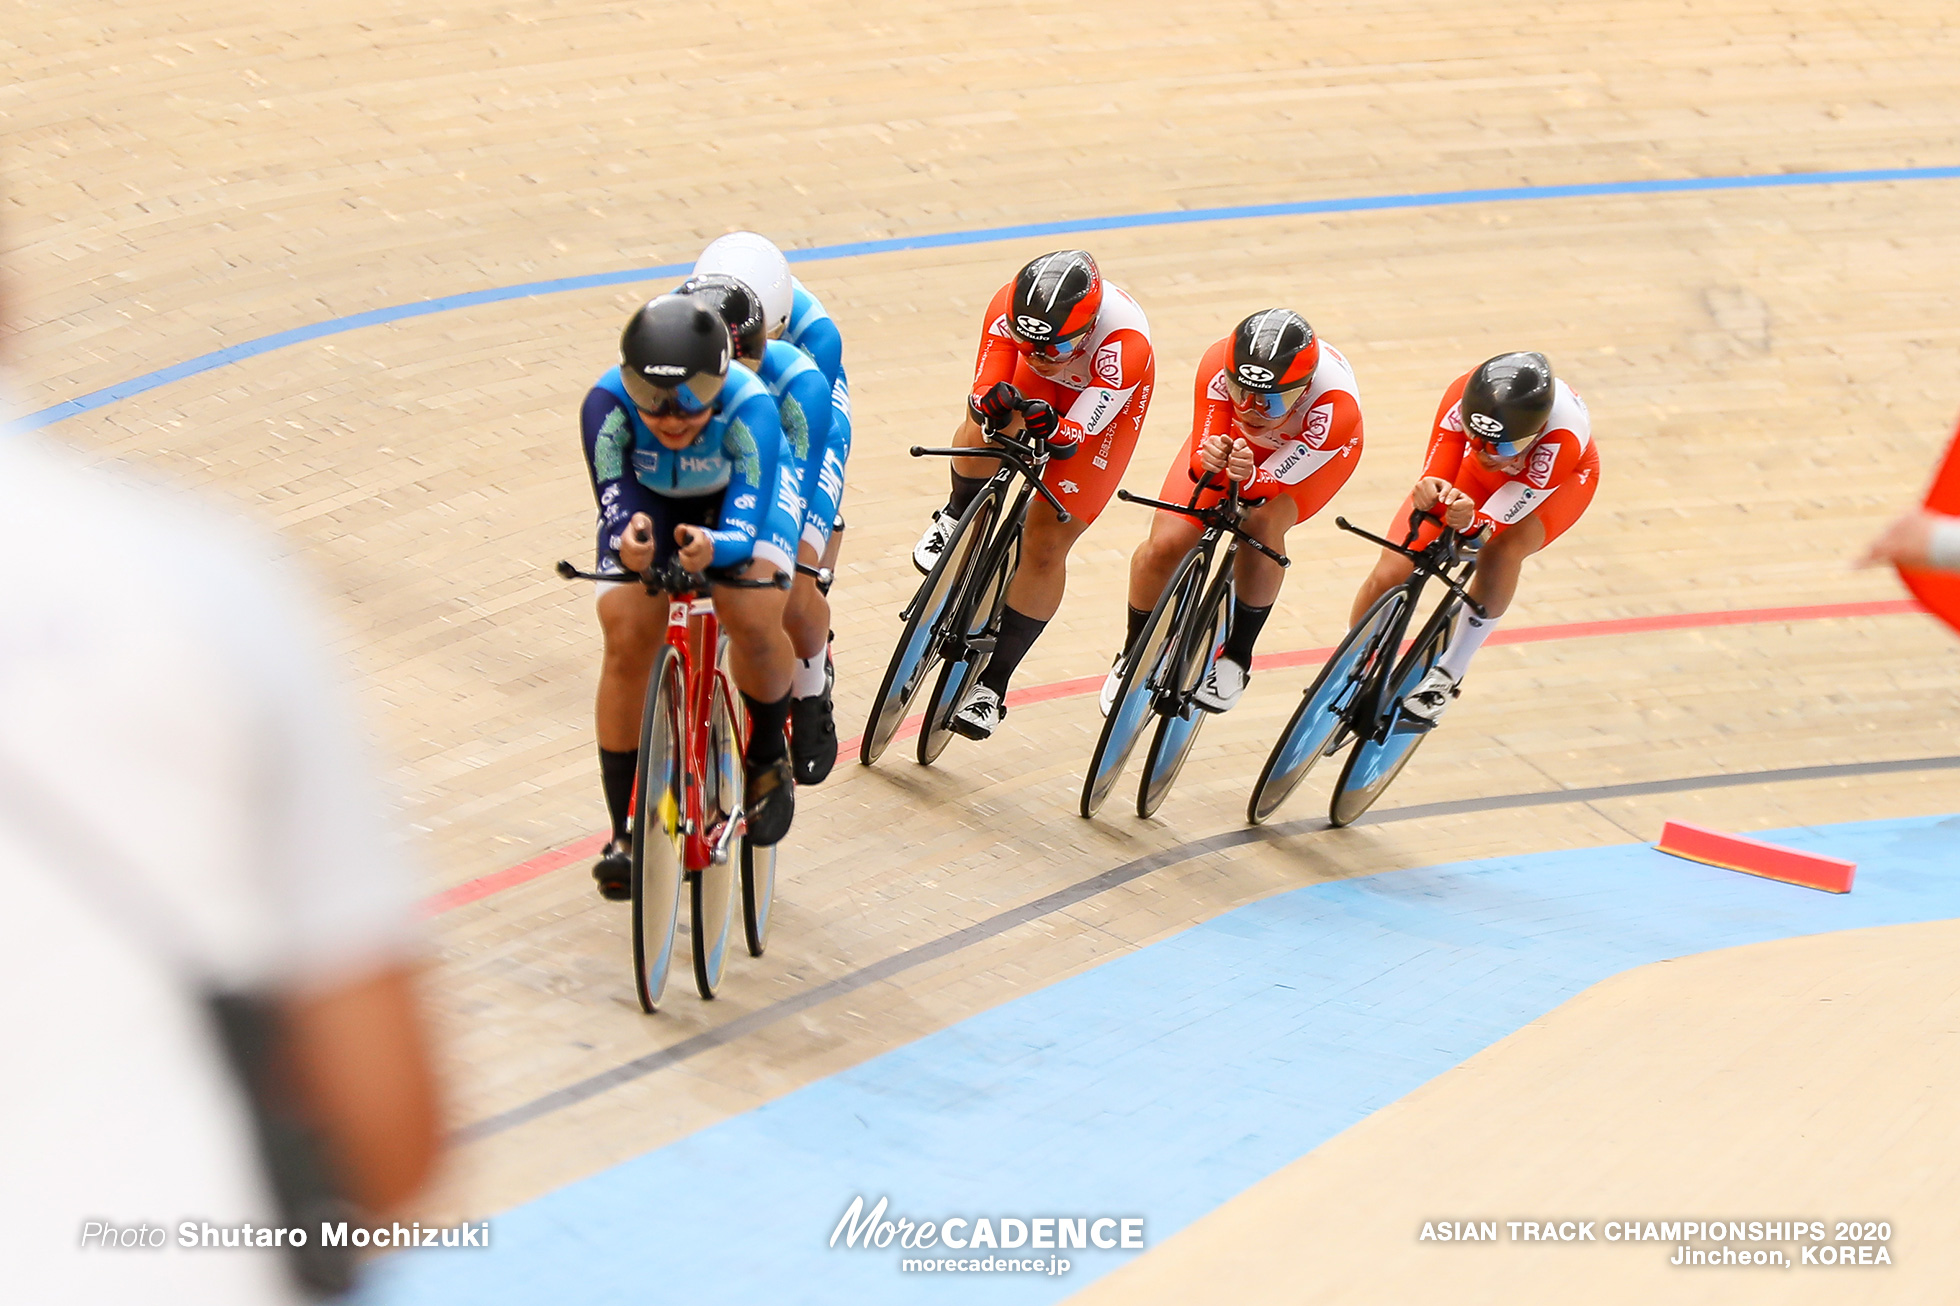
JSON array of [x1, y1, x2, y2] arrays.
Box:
[[907, 431, 1074, 524]]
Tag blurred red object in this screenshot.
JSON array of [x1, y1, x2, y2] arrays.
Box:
[[1899, 420, 1960, 636]]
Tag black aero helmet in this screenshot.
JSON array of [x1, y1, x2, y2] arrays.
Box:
[[1009, 250, 1103, 355], [679, 273, 767, 362], [1460, 352, 1555, 455], [619, 294, 730, 415], [1227, 309, 1320, 419]]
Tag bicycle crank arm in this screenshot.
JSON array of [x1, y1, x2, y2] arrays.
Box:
[[710, 811, 743, 866]]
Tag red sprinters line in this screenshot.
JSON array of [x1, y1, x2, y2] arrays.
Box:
[[418, 595, 1925, 916]]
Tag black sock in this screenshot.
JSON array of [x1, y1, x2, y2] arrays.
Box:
[[947, 470, 988, 520], [1223, 599, 1273, 667], [599, 747, 637, 844], [979, 606, 1048, 696], [1124, 605, 1150, 651], [742, 692, 791, 766]]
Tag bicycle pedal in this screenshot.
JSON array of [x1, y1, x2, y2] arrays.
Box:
[[965, 637, 998, 655]]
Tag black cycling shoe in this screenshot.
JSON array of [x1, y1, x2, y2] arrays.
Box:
[[591, 840, 631, 901], [743, 755, 796, 847], [790, 694, 838, 786]]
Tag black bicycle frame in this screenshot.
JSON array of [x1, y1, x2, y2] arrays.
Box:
[[1113, 479, 1289, 715], [903, 428, 1061, 655], [1331, 510, 1486, 740]]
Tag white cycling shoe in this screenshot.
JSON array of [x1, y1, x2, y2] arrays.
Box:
[[912, 510, 953, 574], [950, 683, 1005, 740], [1098, 653, 1128, 717], [1401, 666, 1461, 724], [1192, 655, 1249, 714]]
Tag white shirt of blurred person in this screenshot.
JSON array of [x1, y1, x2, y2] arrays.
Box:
[[1860, 508, 1960, 572], [0, 414, 440, 1303]]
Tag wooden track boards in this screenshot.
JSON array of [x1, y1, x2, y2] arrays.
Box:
[[10, 0, 1960, 1245]]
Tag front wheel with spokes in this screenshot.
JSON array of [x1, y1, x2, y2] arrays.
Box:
[[1246, 589, 1408, 825], [1079, 550, 1200, 818], [631, 647, 687, 1014], [859, 488, 998, 765], [1327, 613, 1451, 828]]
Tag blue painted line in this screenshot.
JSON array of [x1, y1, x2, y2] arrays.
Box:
[[22, 165, 1960, 434], [368, 813, 1960, 1306]]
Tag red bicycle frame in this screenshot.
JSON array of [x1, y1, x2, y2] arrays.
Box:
[[629, 587, 741, 869]]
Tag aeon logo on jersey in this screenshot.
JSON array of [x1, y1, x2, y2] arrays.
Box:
[[1527, 442, 1558, 489], [1015, 315, 1054, 340], [1236, 364, 1275, 387], [1303, 400, 1334, 445], [1466, 411, 1507, 438], [1093, 342, 1122, 388]]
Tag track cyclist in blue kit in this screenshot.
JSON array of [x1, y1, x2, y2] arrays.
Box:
[[693, 232, 854, 785], [581, 294, 804, 900]]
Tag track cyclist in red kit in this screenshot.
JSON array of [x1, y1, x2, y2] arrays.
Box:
[[1101, 308, 1363, 715], [1347, 351, 1601, 723], [908, 250, 1157, 740]]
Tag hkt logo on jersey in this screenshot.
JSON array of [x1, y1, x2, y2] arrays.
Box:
[[679, 454, 722, 474], [1466, 411, 1507, 438], [1094, 342, 1122, 388], [1236, 364, 1275, 387], [1015, 315, 1055, 340], [1527, 443, 1558, 488]]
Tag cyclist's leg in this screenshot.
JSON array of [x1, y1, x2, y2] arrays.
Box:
[[716, 496, 799, 842], [976, 380, 1144, 710], [588, 483, 690, 891]]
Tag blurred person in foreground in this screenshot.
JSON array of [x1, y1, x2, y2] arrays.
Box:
[[1860, 508, 1960, 572], [0, 279, 442, 1301]]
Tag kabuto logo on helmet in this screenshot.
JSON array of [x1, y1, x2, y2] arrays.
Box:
[[1015, 315, 1054, 339], [645, 364, 687, 378], [1236, 364, 1275, 387], [1466, 411, 1507, 438]]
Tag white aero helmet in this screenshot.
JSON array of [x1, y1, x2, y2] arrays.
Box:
[[693, 232, 793, 339]]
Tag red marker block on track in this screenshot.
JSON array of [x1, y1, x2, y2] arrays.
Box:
[[1655, 821, 1855, 894]]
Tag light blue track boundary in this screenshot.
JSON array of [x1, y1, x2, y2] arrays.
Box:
[[370, 813, 1960, 1306], [23, 164, 1960, 434]]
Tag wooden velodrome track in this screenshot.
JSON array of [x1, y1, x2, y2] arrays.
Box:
[[10, 2, 1960, 1300]]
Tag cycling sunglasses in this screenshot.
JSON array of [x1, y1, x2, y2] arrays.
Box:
[[1015, 330, 1092, 362], [1468, 429, 1543, 458], [621, 367, 722, 418], [1226, 378, 1310, 420]]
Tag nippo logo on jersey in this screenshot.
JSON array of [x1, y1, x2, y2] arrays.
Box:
[[1466, 411, 1507, 438], [1015, 315, 1054, 340], [1236, 364, 1275, 387], [1094, 342, 1122, 388]]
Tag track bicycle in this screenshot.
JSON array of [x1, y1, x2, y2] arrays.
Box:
[[1246, 508, 1487, 828], [859, 413, 1070, 767], [1081, 476, 1288, 819], [558, 555, 824, 1010]]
